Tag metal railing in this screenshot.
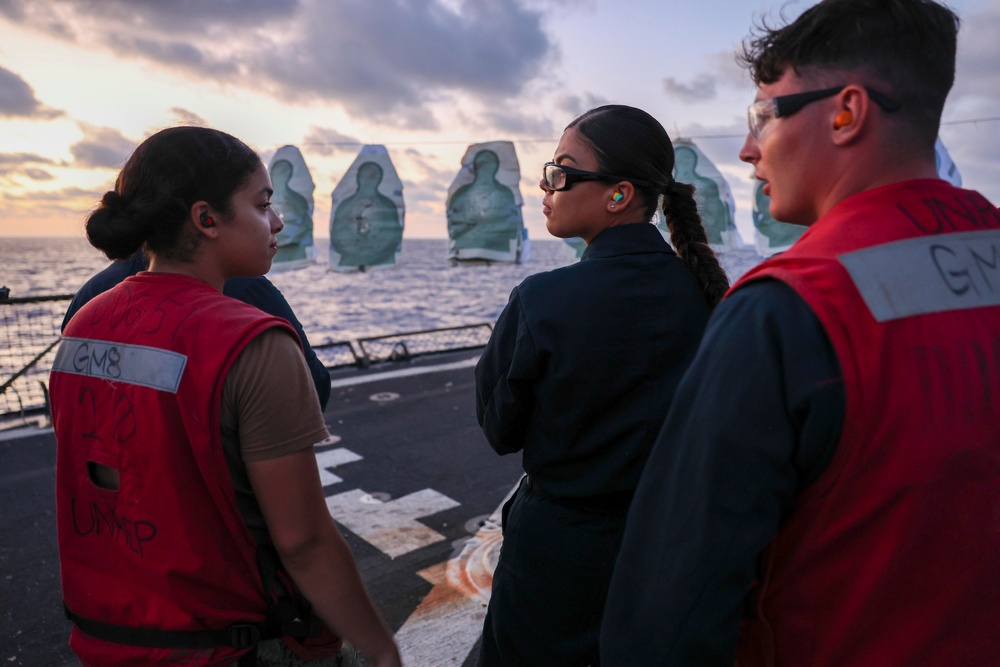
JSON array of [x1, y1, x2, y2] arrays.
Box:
[[0, 292, 72, 423], [315, 324, 493, 369], [1, 290, 491, 425]]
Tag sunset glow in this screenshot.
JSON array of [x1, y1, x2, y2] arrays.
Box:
[[1, 0, 997, 241]]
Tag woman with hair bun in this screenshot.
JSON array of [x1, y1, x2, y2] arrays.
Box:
[[475, 104, 729, 666], [51, 126, 400, 667]]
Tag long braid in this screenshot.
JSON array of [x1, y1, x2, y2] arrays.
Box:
[[663, 180, 730, 306]]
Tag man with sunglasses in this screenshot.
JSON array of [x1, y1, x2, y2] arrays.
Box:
[[602, 1, 1000, 665]]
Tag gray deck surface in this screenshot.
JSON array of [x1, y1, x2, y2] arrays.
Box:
[[0, 349, 523, 666]]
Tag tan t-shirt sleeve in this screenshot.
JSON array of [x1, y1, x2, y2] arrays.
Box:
[[221, 327, 330, 463]]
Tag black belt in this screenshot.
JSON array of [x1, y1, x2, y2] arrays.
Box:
[[64, 604, 266, 649], [524, 476, 633, 514]]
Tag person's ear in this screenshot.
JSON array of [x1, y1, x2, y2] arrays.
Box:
[[190, 202, 220, 238], [608, 182, 636, 212], [831, 85, 866, 144]]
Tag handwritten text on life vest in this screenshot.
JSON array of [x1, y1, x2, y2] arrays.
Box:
[[70, 497, 157, 557]]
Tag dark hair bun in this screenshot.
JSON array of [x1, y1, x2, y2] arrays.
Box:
[[86, 191, 145, 260], [101, 190, 125, 213]]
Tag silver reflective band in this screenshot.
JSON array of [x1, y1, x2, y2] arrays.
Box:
[[839, 229, 1000, 323], [52, 337, 187, 394]]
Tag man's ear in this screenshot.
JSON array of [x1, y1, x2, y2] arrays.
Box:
[[831, 85, 867, 145]]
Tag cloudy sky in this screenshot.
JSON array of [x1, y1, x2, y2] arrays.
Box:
[[1, 0, 997, 243]]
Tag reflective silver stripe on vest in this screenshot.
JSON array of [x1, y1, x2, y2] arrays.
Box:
[[52, 337, 187, 393], [839, 229, 1000, 322]]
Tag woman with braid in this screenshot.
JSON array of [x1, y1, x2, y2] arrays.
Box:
[[474, 104, 728, 666]]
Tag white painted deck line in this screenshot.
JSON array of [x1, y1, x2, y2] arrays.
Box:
[[394, 480, 519, 666], [325, 487, 461, 559], [0, 425, 53, 442], [328, 355, 480, 389], [314, 447, 362, 487]]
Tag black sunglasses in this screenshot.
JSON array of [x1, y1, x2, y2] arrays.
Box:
[[542, 162, 653, 192], [747, 86, 901, 139]]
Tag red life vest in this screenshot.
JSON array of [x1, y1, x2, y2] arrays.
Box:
[[52, 273, 311, 666], [732, 180, 1000, 666]]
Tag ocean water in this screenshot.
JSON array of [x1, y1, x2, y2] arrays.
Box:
[[0, 235, 764, 343]]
